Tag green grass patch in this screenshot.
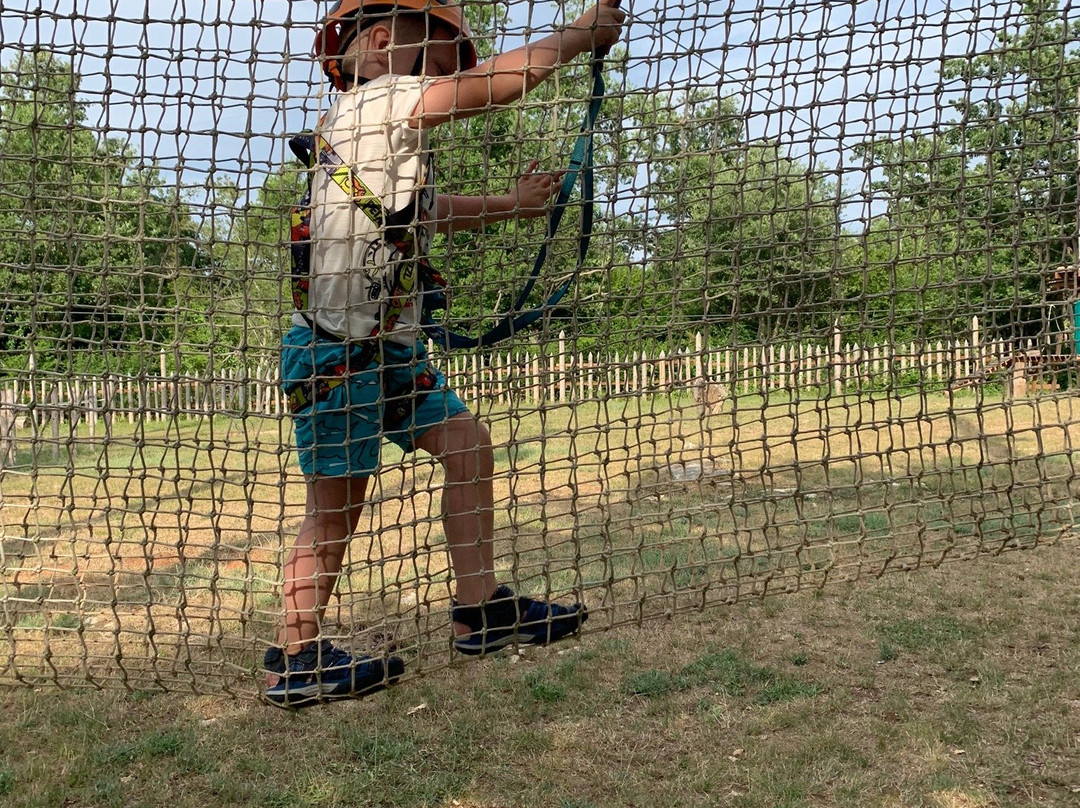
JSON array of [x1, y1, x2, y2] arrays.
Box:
[[526, 672, 568, 703], [93, 728, 205, 769], [683, 648, 820, 703], [624, 648, 820, 705], [755, 676, 821, 706], [52, 613, 81, 629], [339, 729, 418, 766], [325, 723, 473, 806], [877, 615, 982, 652], [624, 668, 687, 697]]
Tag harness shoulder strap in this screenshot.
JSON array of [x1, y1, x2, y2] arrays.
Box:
[[313, 133, 388, 226], [288, 130, 422, 351]]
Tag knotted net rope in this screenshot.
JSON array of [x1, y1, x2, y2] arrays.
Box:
[[0, 0, 1077, 694]]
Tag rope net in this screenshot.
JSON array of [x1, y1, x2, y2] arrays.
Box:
[[1, 0, 1078, 695]]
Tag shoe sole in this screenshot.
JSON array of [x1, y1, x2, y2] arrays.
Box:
[[265, 678, 394, 709], [453, 622, 585, 656], [265, 662, 405, 709]]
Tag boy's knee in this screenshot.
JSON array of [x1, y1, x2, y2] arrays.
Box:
[[441, 412, 489, 446], [443, 415, 494, 477]]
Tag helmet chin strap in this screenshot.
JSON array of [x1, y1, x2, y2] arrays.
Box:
[[409, 49, 424, 77], [407, 16, 437, 77]]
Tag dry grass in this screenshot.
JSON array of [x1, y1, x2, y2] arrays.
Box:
[[1, 389, 1078, 694], [1, 540, 1078, 807]]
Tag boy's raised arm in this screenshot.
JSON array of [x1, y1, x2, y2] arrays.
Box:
[[410, 0, 625, 129]]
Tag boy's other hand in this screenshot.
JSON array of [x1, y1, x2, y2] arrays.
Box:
[[512, 160, 567, 217], [568, 0, 627, 57]]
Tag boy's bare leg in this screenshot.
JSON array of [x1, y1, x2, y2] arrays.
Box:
[[269, 475, 368, 685], [414, 411, 496, 635]]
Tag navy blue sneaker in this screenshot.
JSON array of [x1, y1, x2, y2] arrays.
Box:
[[263, 640, 404, 708], [452, 585, 587, 656]]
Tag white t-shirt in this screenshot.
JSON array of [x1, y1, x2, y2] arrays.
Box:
[[294, 74, 436, 345]]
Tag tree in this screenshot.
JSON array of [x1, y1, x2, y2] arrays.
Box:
[[0, 50, 210, 374], [217, 167, 307, 367], [854, 0, 1080, 343], [615, 89, 840, 347]]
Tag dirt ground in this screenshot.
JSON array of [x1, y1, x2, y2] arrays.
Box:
[[2, 391, 1078, 696]]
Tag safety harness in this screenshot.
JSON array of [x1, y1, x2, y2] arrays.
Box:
[[286, 49, 611, 412], [286, 130, 438, 417]]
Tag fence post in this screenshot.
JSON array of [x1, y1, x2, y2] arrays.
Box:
[[557, 332, 566, 403], [87, 378, 97, 438], [532, 351, 540, 404], [694, 332, 704, 382], [832, 322, 843, 396], [49, 383, 60, 460], [574, 348, 583, 401], [971, 315, 981, 373]]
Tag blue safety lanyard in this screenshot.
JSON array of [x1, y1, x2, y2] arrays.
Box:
[[422, 59, 607, 350]]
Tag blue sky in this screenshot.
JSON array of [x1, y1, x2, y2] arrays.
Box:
[[1, 0, 323, 198], [0, 0, 1041, 220]]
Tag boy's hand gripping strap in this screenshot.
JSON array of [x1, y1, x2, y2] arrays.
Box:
[[422, 55, 609, 351]]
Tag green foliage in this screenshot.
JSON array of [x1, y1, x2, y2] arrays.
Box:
[[621, 89, 840, 346], [7, 1, 1078, 371], [430, 57, 637, 350], [206, 166, 304, 363], [0, 51, 212, 374], [854, 0, 1080, 343]]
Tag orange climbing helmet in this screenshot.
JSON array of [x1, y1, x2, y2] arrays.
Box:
[[316, 0, 478, 90]]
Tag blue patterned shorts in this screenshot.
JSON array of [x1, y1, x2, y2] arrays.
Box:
[[281, 325, 469, 478]]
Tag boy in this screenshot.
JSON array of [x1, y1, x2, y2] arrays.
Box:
[[264, 0, 627, 707]]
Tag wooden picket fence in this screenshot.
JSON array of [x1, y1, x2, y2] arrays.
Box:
[[0, 327, 1068, 446]]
